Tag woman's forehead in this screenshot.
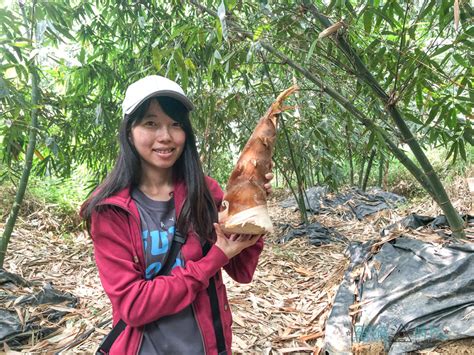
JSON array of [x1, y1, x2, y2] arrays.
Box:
[[145, 99, 164, 113], [143, 100, 173, 119]]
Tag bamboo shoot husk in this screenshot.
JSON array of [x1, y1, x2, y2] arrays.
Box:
[[219, 85, 299, 234]]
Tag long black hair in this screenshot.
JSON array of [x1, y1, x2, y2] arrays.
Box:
[[82, 96, 218, 242]]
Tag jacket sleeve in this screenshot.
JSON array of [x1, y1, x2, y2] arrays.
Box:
[[206, 176, 265, 284], [90, 207, 229, 328], [223, 237, 264, 283]]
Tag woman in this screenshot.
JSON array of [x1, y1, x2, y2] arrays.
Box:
[[81, 75, 272, 354]]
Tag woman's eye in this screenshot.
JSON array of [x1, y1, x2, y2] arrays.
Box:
[[144, 121, 156, 127], [172, 122, 183, 128]]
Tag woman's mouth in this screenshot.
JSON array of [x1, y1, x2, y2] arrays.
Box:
[[152, 148, 175, 158]]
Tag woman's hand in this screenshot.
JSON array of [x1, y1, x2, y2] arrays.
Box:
[[263, 172, 274, 196], [214, 223, 262, 259]]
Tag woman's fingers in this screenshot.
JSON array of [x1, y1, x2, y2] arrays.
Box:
[[215, 225, 266, 243], [214, 222, 265, 259], [263, 184, 272, 196], [264, 172, 274, 196], [214, 223, 224, 237], [246, 234, 262, 246], [234, 234, 262, 244], [233, 234, 246, 241], [239, 234, 253, 242], [265, 172, 274, 181]]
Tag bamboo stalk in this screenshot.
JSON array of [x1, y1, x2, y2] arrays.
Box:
[[378, 151, 384, 188], [358, 154, 366, 189], [362, 149, 376, 192], [345, 124, 354, 186], [1, 3, 40, 267]]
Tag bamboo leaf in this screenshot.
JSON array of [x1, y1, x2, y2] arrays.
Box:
[[215, 18, 223, 44], [11, 41, 31, 48], [363, 10, 373, 33], [458, 140, 466, 161], [152, 48, 162, 72], [217, 1, 228, 42], [463, 127, 474, 145], [455, 103, 470, 116], [425, 105, 439, 127], [173, 48, 186, 70], [184, 58, 196, 72], [447, 108, 457, 129], [432, 44, 452, 57], [366, 132, 376, 152], [456, 71, 469, 97], [305, 38, 318, 63], [327, 0, 337, 12], [453, 53, 468, 67], [415, 83, 423, 110]]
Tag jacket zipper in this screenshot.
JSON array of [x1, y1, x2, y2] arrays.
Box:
[[192, 302, 207, 355], [136, 330, 144, 355], [97, 201, 145, 354]]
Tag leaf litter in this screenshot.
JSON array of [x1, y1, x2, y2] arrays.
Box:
[[1, 175, 473, 354]]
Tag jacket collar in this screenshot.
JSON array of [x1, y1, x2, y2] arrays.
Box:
[[99, 179, 187, 219]]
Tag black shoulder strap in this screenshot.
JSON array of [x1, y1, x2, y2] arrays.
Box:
[[159, 230, 186, 276], [96, 319, 126, 355], [202, 242, 228, 355], [95, 230, 186, 355]]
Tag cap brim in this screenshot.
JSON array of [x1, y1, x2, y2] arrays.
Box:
[[124, 90, 194, 118]]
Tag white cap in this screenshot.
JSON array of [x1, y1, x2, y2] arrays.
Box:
[[122, 75, 194, 118]]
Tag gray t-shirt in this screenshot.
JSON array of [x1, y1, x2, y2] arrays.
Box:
[[131, 188, 204, 355]]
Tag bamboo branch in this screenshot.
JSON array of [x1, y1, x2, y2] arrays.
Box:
[[305, 3, 465, 238]]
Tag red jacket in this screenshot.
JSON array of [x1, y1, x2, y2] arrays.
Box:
[[85, 176, 264, 354]]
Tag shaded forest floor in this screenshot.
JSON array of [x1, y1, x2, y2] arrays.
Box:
[[1, 175, 473, 354]]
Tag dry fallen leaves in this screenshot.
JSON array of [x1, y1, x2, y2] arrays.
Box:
[[1, 175, 473, 353]]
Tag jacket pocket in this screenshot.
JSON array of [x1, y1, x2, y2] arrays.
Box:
[[215, 275, 233, 346]]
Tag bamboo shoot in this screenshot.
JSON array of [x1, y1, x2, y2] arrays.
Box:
[[219, 85, 299, 234]]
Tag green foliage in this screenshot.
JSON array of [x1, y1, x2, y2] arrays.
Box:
[[28, 173, 89, 216], [1, 0, 472, 197], [383, 144, 473, 196]]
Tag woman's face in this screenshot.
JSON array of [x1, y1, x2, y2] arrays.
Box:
[[130, 99, 186, 178]]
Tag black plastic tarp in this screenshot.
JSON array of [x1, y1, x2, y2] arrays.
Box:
[[279, 222, 349, 246], [383, 213, 474, 237], [279, 186, 329, 212], [324, 237, 474, 353], [0, 268, 77, 347], [280, 187, 406, 220]]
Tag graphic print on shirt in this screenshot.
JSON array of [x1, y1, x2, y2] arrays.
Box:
[[131, 188, 182, 281], [142, 224, 182, 280]]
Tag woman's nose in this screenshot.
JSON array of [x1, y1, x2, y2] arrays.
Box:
[[155, 126, 172, 141]]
